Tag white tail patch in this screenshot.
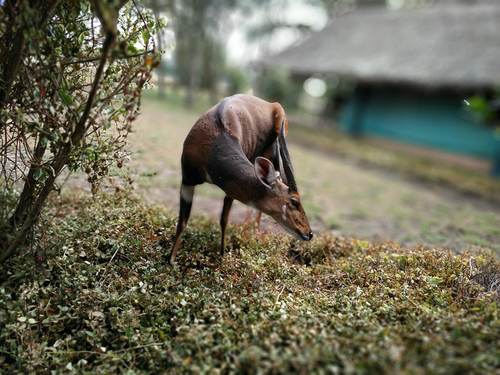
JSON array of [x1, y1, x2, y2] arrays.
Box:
[[181, 185, 195, 203]]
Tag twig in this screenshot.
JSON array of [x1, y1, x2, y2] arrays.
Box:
[[450, 290, 486, 301], [113, 342, 164, 354], [108, 246, 120, 265], [132, 0, 155, 53], [274, 285, 286, 310]]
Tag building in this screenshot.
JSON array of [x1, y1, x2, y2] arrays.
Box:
[[260, 1, 500, 175]]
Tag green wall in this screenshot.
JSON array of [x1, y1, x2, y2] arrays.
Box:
[[340, 86, 500, 174]]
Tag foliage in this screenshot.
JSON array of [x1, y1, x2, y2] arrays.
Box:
[[225, 66, 250, 96], [466, 96, 498, 124], [258, 66, 302, 110], [0, 0, 160, 262], [464, 90, 500, 176], [465, 93, 500, 138], [1, 192, 499, 373]]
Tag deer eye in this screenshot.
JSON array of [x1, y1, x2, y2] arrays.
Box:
[[290, 198, 300, 209]]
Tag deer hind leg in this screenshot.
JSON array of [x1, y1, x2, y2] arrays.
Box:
[[220, 195, 234, 257], [254, 211, 262, 230], [244, 208, 262, 229], [169, 184, 195, 265], [244, 207, 253, 222]]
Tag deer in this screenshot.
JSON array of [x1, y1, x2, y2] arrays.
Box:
[[168, 94, 313, 265]]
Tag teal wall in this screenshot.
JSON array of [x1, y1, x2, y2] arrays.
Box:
[[340, 87, 500, 174]]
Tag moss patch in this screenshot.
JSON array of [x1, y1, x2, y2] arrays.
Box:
[[1, 193, 499, 374]]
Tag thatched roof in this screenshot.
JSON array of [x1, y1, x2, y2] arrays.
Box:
[[260, 2, 500, 91]]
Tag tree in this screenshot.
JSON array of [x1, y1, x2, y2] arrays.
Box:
[[146, 0, 249, 107], [166, 0, 238, 107], [0, 0, 160, 263]]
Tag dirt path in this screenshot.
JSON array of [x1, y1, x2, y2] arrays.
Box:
[[131, 163, 282, 234], [128, 143, 500, 254]]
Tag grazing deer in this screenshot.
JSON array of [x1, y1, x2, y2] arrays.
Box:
[[168, 94, 313, 264]]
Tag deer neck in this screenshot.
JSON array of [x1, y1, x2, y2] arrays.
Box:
[[206, 132, 266, 204]]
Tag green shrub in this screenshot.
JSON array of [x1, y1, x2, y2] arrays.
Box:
[[258, 66, 302, 110], [225, 66, 250, 96]]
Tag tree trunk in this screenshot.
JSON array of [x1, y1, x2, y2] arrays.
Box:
[[204, 41, 219, 105], [0, 30, 25, 118], [184, 34, 199, 108], [153, 8, 166, 99]]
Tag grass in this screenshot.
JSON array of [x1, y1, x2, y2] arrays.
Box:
[[287, 124, 500, 203], [1, 192, 500, 374]]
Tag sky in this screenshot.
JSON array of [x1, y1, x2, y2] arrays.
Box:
[[226, 1, 330, 65]]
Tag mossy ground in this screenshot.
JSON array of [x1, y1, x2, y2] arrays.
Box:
[[1, 192, 499, 374]]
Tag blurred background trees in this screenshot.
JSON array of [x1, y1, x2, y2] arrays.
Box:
[[146, 0, 256, 106], [147, 0, 384, 107]]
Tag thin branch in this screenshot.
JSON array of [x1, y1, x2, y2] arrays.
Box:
[[274, 285, 286, 310], [133, 0, 155, 54], [48, 50, 154, 69]]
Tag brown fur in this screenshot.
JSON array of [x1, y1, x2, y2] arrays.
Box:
[[169, 95, 312, 265]]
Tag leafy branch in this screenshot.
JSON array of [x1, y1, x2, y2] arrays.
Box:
[[0, 0, 161, 263]]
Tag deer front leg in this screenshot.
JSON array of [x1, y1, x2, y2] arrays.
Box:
[[220, 195, 234, 257], [169, 185, 195, 265]]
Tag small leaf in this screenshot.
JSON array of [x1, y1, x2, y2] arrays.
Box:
[[430, 276, 443, 286], [90, 311, 103, 318], [142, 29, 150, 45], [151, 57, 161, 68], [33, 168, 48, 183], [127, 44, 138, 54], [60, 89, 73, 106]]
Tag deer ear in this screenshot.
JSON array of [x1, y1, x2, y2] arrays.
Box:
[[255, 156, 276, 190]]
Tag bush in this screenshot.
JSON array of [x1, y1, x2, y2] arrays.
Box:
[[258, 66, 302, 110], [0, 0, 160, 262]]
